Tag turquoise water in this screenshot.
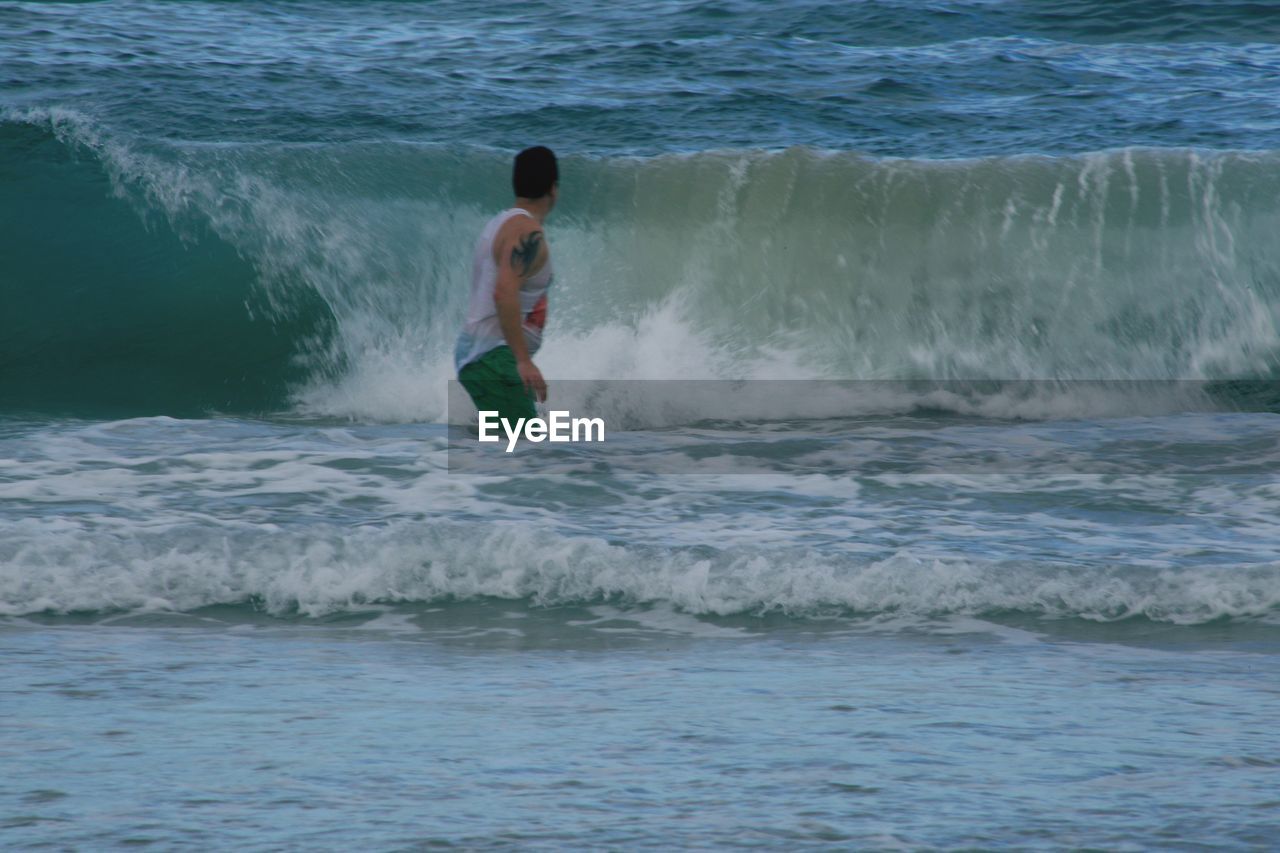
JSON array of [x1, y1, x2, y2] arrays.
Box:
[[3, 1, 1280, 848], [6, 609, 1279, 848]]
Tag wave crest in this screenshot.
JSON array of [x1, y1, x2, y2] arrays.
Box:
[[4, 109, 1279, 420], [3, 518, 1277, 623]]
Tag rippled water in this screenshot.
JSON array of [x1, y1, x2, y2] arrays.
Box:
[[5, 0, 1280, 154], [4, 413, 1279, 619], [6, 609, 1280, 849], [4, 411, 1279, 847]]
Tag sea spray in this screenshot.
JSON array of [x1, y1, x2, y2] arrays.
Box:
[[4, 111, 1279, 421]]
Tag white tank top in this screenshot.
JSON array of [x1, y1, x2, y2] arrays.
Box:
[[454, 208, 553, 372]]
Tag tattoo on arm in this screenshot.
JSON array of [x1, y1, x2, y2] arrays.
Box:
[[510, 231, 543, 278]]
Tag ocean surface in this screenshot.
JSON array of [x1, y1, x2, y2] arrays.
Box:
[[3, 1, 1280, 848]]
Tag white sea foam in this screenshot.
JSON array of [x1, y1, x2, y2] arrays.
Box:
[[2, 515, 1278, 623], [3, 412, 1277, 623]]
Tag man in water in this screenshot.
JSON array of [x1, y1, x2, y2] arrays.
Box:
[[454, 146, 557, 422]]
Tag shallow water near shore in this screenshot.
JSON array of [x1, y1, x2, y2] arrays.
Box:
[[3, 411, 1279, 847], [5, 602, 1280, 849]]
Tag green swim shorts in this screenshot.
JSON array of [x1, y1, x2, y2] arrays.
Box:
[[457, 345, 538, 423]]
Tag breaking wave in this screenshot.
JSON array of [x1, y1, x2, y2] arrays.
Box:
[[3, 517, 1277, 623], [4, 108, 1279, 420]]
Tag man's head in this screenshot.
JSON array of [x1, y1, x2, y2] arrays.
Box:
[[513, 146, 558, 208]]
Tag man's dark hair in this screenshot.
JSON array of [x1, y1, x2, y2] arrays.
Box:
[[513, 146, 558, 199]]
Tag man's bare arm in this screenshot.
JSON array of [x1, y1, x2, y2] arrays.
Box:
[[493, 224, 548, 400]]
